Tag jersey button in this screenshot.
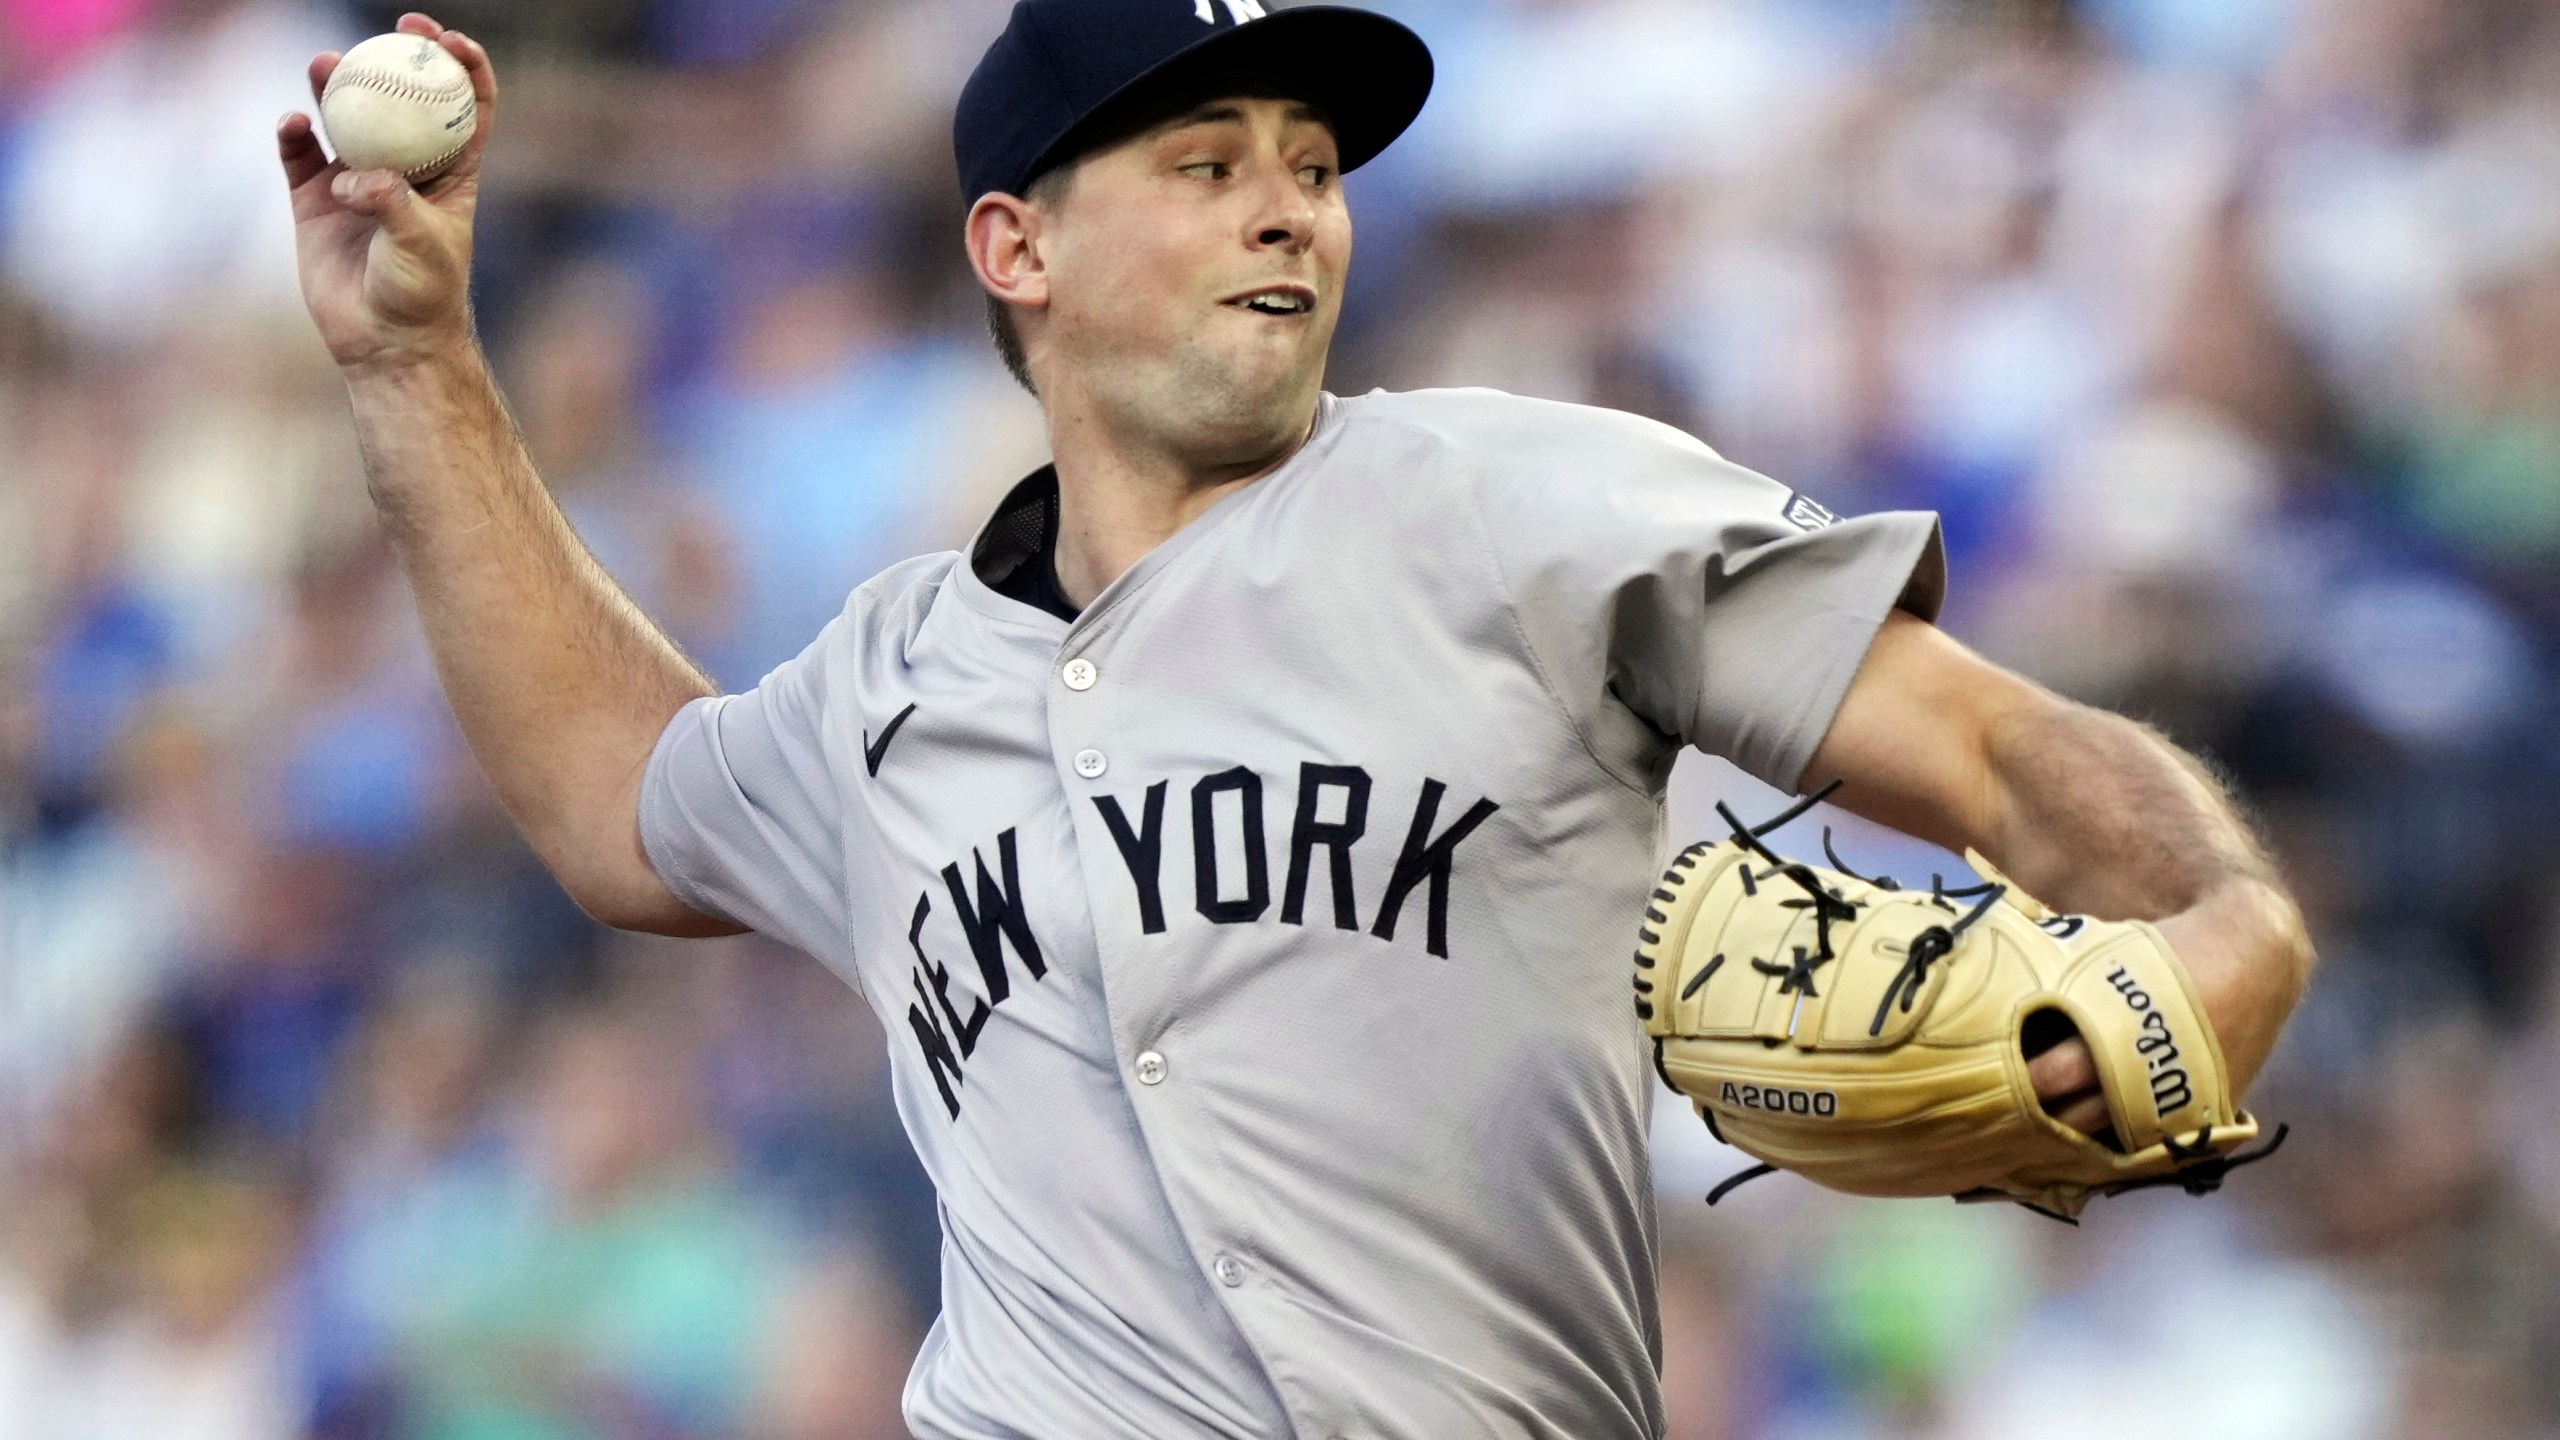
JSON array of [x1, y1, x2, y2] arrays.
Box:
[[1213, 1254, 1245, 1288], [1062, 657, 1099, 691], [1134, 1051, 1167, 1086], [1073, 749, 1108, 779]]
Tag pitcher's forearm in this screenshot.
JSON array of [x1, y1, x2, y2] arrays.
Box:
[[345, 347, 722, 926], [1975, 699, 2267, 920], [1810, 615, 2313, 1114], [285, 26, 721, 931], [1978, 698, 2313, 1089]]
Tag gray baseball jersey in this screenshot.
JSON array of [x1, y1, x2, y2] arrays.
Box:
[[639, 387, 1944, 1439]]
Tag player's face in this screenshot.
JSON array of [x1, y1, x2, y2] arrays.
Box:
[[1039, 95, 1350, 465]]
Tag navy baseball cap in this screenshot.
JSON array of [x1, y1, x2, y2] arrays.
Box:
[[954, 0, 1434, 204]]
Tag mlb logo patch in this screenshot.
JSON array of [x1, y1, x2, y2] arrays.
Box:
[[1784, 493, 1838, 532]]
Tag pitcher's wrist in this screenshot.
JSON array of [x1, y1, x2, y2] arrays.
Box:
[[341, 322, 484, 390]]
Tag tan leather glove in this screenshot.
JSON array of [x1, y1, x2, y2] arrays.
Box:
[[1637, 800, 2283, 1221]]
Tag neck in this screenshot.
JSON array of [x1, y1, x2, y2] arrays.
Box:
[[1042, 395, 1321, 610]]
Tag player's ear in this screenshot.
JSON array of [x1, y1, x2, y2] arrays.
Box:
[[966, 193, 1050, 312]]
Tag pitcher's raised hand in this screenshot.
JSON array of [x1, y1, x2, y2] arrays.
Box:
[[278, 13, 498, 372]]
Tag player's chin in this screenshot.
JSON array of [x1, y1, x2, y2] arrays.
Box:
[[1178, 374, 1324, 461], [1206, 313, 1329, 379], [1221, 362, 1324, 424]]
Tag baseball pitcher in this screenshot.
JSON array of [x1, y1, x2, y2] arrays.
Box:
[[277, 3, 2315, 1436]]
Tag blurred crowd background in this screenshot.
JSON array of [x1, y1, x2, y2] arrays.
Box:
[[3, 0, 2558, 1435]]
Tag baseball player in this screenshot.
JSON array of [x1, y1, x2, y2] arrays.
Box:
[[277, 3, 2314, 1436]]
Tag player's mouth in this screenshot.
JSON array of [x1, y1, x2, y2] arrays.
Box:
[[1222, 284, 1319, 318]]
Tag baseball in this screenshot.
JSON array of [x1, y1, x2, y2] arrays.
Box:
[[320, 33, 477, 183]]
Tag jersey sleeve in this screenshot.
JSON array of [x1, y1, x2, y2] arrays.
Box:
[[638, 621, 851, 967], [1455, 395, 1945, 792]]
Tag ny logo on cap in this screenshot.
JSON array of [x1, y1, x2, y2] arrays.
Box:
[[1194, 0, 1267, 23]]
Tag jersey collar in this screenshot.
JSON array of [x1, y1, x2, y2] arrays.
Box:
[[949, 392, 1345, 638]]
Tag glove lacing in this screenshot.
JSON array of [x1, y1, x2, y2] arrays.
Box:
[[1679, 788, 2287, 1215]]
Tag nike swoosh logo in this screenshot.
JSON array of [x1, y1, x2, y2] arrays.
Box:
[[864, 703, 918, 778]]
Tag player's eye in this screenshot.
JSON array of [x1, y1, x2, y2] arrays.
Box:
[[1180, 160, 1230, 181], [1299, 164, 1334, 189]]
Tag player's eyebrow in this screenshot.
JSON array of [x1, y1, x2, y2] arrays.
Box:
[[1161, 100, 1332, 136]]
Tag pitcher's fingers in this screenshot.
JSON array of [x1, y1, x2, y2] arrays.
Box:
[[278, 112, 335, 192], [396, 12, 445, 38], [332, 169, 435, 247], [2049, 1091, 2111, 1136], [408, 28, 498, 188], [2025, 1036, 2099, 1102], [308, 52, 339, 108], [440, 28, 498, 123]]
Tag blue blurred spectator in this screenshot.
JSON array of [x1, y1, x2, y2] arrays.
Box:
[[26, 584, 170, 834], [165, 847, 374, 1155], [665, 193, 996, 684]]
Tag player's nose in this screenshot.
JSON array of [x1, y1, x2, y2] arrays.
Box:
[[1241, 159, 1317, 255]]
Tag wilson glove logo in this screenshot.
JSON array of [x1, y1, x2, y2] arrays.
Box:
[[2105, 966, 2195, 1115]]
